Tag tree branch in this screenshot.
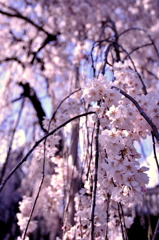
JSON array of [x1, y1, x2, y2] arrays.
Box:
[[90, 118, 100, 240], [23, 139, 47, 240], [152, 217, 159, 240], [112, 86, 159, 142], [151, 131, 159, 172], [0, 98, 25, 184], [0, 57, 25, 68], [0, 8, 49, 35], [19, 82, 47, 133], [0, 111, 95, 193], [118, 27, 159, 60]]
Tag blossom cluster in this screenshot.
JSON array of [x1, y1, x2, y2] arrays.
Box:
[[17, 196, 37, 238], [63, 64, 155, 239], [1, 0, 159, 239], [17, 64, 159, 239]]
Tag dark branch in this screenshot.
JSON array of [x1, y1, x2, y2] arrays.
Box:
[[152, 217, 159, 240], [0, 111, 96, 193], [90, 118, 100, 240], [23, 140, 47, 240], [116, 43, 147, 94], [112, 86, 159, 141], [123, 43, 153, 62], [0, 98, 25, 184], [0, 8, 49, 35], [31, 33, 59, 64], [118, 27, 159, 60], [19, 82, 47, 133], [0, 57, 25, 68], [151, 132, 159, 172]]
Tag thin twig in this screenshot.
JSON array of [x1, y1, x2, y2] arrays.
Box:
[[90, 37, 112, 77], [117, 43, 147, 94], [119, 202, 128, 240], [90, 118, 100, 240], [0, 98, 25, 184], [50, 88, 81, 122], [123, 43, 153, 61], [144, 69, 159, 80], [117, 203, 126, 240], [0, 8, 50, 35], [151, 131, 159, 172], [90, 44, 96, 77], [118, 27, 159, 60], [22, 159, 45, 239], [105, 194, 110, 240], [86, 122, 95, 180], [0, 96, 22, 110], [152, 217, 159, 240], [23, 129, 48, 239], [102, 43, 113, 75], [0, 57, 25, 68], [0, 111, 95, 193], [23, 177, 44, 239]]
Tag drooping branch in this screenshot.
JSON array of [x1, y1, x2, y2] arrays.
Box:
[[152, 218, 159, 240], [117, 203, 127, 240], [151, 132, 159, 172], [118, 27, 159, 60], [106, 18, 121, 62], [123, 43, 153, 62], [0, 8, 49, 35], [0, 98, 25, 184], [90, 118, 100, 240], [0, 57, 25, 68], [112, 86, 159, 141], [102, 43, 114, 74], [116, 43, 147, 94], [86, 122, 95, 180], [0, 111, 95, 193], [50, 88, 81, 123], [22, 138, 47, 240]]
